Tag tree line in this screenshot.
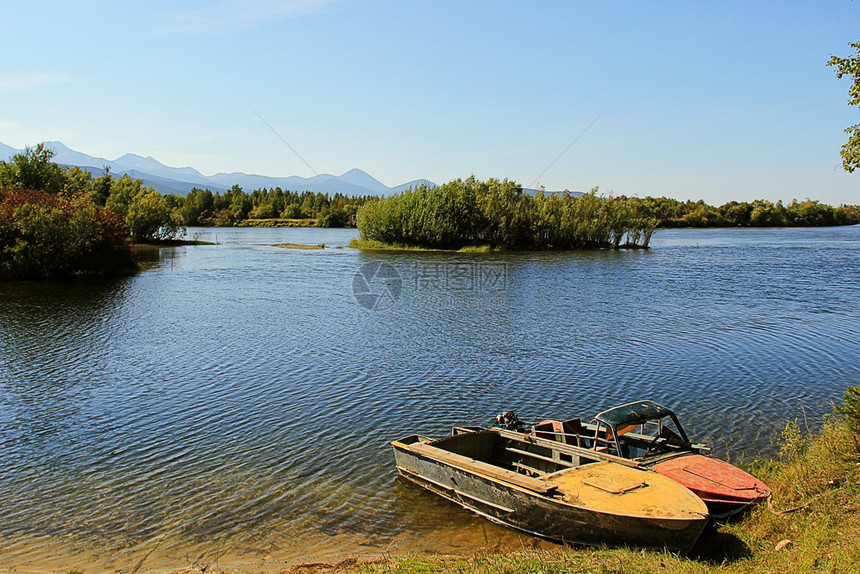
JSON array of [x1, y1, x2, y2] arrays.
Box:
[[2, 143, 858, 277], [629, 196, 860, 228], [173, 186, 373, 227], [356, 177, 860, 251]]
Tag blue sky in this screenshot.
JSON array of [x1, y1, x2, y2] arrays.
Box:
[[1, 1, 857, 205]]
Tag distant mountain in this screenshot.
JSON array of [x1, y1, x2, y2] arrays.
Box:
[[0, 141, 436, 197], [0, 142, 19, 160]]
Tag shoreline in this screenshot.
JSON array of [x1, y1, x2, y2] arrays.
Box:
[[10, 402, 858, 574], [347, 237, 649, 252]]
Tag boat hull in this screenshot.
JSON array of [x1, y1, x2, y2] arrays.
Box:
[[393, 440, 707, 553], [649, 454, 771, 516]]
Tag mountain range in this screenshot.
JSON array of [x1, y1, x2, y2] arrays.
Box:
[[0, 141, 434, 197]]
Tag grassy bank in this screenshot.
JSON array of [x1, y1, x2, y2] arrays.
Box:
[[348, 238, 498, 252], [274, 243, 326, 249], [305, 390, 860, 574], [131, 238, 215, 250], [238, 217, 318, 228]]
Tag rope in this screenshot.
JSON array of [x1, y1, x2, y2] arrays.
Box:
[[766, 489, 832, 516]]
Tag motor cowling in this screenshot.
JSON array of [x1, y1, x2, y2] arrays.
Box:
[[494, 410, 523, 430]]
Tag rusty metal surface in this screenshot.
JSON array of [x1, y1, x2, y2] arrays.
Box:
[[549, 461, 708, 520], [651, 454, 771, 505]]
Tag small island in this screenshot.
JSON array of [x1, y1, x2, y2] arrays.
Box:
[[353, 177, 657, 251]]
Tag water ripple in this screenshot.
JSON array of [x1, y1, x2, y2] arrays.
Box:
[[1, 226, 859, 570]]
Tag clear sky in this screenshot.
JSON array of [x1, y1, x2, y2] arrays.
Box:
[[1, 1, 858, 205]]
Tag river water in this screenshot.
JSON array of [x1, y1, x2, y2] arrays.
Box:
[[1, 226, 858, 571]]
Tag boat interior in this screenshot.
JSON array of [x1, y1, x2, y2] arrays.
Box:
[[399, 427, 603, 479], [532, 418, 693, 459]]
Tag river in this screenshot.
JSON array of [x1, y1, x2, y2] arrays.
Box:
[[1, 225, 858, 571]]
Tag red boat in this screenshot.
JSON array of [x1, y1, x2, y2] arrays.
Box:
[[528, 400, 771, 517]]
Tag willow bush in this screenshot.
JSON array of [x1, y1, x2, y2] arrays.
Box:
[[356, 176, 657, 250]]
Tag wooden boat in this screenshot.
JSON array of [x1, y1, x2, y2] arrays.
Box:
[[527, 400, 772, 517], [392, 428, 709, 552]]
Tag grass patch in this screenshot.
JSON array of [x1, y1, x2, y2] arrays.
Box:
[[348, 238, 443, 251], [131, 238, 214, 250], [457, 244, 502, 253], [274, 243, 327, 250], [349, 238, 501, 253], [346, 391, 860, 574], [239, 218, 318, 228]]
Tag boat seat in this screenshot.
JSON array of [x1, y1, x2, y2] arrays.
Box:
[[408, 441, 558, 495], [533, 418, 587, 446]]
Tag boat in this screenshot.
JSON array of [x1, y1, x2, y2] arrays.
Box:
[[391, 427, 709, 552], [524, 400, 772, 517]]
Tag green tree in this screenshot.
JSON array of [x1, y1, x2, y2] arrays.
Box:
[[90, 169, 114, 206], [248, 203, 275, 219], [179, 187, 214, 225], [828, 42, 860, 172], [60, 166, 93, 197], [126, 189, 182, 241], [281, 203, 303, 219], [0, 188, 136, 279], [105, 175, 183, 241], [0, 144, 66, 195]]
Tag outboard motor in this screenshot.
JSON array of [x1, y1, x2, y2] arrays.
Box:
[[494, 410, 524, 431]]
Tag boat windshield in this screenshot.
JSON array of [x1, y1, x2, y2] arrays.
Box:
[[594, 401, 690, 459]]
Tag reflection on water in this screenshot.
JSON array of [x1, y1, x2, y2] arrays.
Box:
[[0, 226, 858, 570]]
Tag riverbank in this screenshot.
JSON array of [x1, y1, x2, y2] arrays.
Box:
[[356, 394, 860, 574], [154, 392, 859, 574], [351, 414, 858, 574], [132, 238, 215, 250], [348, 237, 654, 252]]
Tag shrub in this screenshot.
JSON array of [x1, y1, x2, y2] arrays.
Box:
[[836, 386, 860, 436], [248, 203, 276, 219], [0, 188, 137, 279], [356, 178, 656, 250]]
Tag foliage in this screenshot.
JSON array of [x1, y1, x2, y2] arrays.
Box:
[[357, 180, 859, 252], [0, 188, 136, 279], [836, 386, 860, 435], [167, 185, 369, 227], [248, 202, 276, 220], [356, 177, 656, 250], [828, 41, 860, 172], [633, 196, 860, 228], [127, 189, 183, 242], [104, 175, 184, 242], [0, 144, 75, 196]]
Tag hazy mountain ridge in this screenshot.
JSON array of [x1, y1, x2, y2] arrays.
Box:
[[0, 141, 435, 197]]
